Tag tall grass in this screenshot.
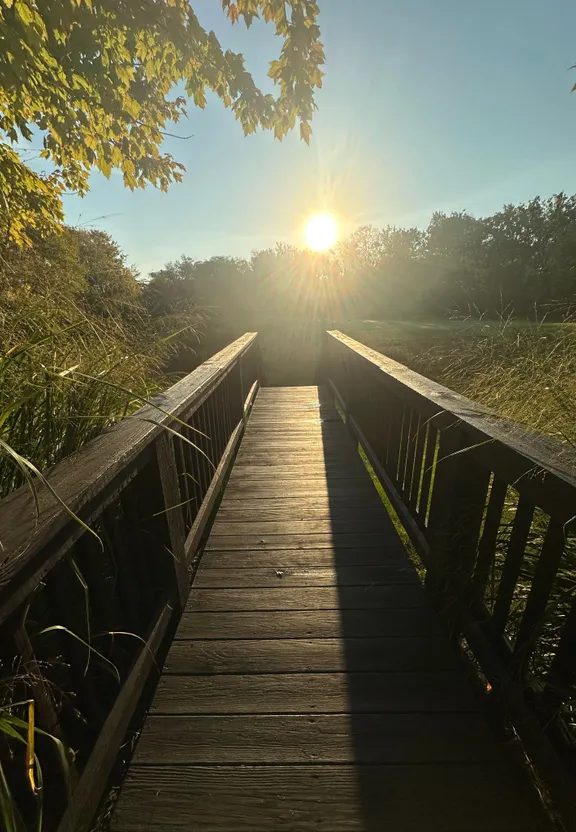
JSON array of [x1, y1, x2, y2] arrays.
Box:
[[0, 248, 198, 830], [0, 291, 180, 498], [437, 320, 576, 446]]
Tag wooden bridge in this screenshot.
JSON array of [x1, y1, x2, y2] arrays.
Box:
[[1, 332, 576, 831]]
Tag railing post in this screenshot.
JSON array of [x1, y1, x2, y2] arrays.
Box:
[[156, 433, 189, 610], [425, 425, 490, 638]]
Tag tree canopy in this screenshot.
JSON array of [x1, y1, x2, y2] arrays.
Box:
[[0, 0, 324, 244], [143, 193, 576, 328]]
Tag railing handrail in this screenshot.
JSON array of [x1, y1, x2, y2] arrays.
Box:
[[0, 332, 257, 617], [324, 329, 576, 830], [0, 332, 261, 832], [328, 330, 576, 520]]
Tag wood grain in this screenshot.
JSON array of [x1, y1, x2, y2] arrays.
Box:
[[210, 518, 393, 536], [134, 713, 496, 764], [186, 585, 426, 612], [112, 765, 544, 832], [194, 565, 419, 587], [205, 532, 404, 551], [174, 609, 444, 640], [163, 637, 456, 674], [152, 671, 478, 715], [198, 547, 411, 568]]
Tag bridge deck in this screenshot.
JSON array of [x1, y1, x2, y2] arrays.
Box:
[[113, 387, 544, 831]]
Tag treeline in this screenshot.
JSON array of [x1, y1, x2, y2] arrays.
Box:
[[145, 193, 576, 327], [2, 192, 575, 491]]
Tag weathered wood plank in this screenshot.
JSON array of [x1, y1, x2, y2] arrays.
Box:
[[186, 585, 426, 612], [235, 448, 358, 459], [205, 532, 402, 551], [228, 467, 367, 481], [194, 565, 419, 587], [174, 608, 443, 640], [112, 764, 545, 832], [218, 495, 383, 510], [151, 671, 479, 714], [223, 482, 378, 497], [133, 713, 497, 764], [163, 637, 455, 674], [214, 506, 385, 523], [199, 547, 411, 568], [209, 518, 394, 536], [230, 466, 368, 489]]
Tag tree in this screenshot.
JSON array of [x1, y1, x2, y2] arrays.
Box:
[[0, 0, 324, 244]]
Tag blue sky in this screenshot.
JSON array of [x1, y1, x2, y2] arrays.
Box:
[[62, 0, 576, 275]]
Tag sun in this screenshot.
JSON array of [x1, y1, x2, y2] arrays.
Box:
[[305, 213, 338, 251]]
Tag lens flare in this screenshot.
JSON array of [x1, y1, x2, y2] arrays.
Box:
[[305, 214, 338, 251]]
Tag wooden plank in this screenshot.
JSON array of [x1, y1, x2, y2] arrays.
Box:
[[215, 506, 386, 523], [194, 565, 419, 587], [227, 472, 370, 483], [205, 532, 402, 551], [151, 671, 479, 714], [186, 585, 426, 612], [133, 713, 496, 764], [174, 608, 444, 639], [209, 518, 394, 536], [112, 764, 545, 832], [219, 494, 382, 508], [234, 453, 362, 465], [223, 482, 378, 497], [227, 469, 367, 481], [237, 441, 348, 450], [199, 547, 411, 568], [163, 637, 456, 674], [236, 444, 357, 454]]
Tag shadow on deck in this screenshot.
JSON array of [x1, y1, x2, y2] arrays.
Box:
[[112, 386, 546, 832]]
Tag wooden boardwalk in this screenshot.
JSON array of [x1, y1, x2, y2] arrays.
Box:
[[113, 387, 545, 831]]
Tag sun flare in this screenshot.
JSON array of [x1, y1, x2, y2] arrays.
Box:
[[305, 213, 338, 251]]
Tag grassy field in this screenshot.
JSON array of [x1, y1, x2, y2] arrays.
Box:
[[341, 318, 576, 446]]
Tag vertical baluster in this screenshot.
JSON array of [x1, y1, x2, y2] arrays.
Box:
[[156, 434, 188, 608], [385, 395, 405, 487], [491, 497, 535, 639], [513, 518, 567, 677], [44, 556, 107, 729], [402, 410, 419, 504], [417, 423, 438, 527], [102, 501, 146, 637], [194, 405, 210, 505], [473, 476, 507, 603], [215, 382, 226, 460], [183, 410, 201, 520], [426, 427, 491, 635], [408, 415, 426, 514]]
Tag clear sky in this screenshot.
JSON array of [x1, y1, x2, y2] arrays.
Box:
[[61, 0, 576, 276]]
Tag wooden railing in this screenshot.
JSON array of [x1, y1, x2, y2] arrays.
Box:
[[322, 330, 576, 831], [0, 333, 260, 832]]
